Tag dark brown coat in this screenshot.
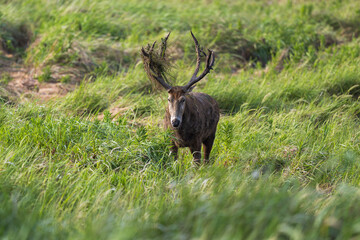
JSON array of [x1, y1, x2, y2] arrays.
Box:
[[164, 90, 219, 164]]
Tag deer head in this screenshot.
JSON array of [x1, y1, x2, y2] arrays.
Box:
[[141, 31, 215, 128]]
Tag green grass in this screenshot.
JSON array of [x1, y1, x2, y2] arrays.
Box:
[[1, 0, 360, 239]]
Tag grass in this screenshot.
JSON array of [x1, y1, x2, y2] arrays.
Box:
[[1, 0, 360, 239]]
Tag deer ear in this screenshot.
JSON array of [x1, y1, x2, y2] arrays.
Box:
[[186, 85, 196, 92]]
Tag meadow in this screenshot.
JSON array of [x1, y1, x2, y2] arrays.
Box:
[[1, 0, 360, 239]]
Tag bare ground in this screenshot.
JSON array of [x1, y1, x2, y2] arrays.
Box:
[[0, 53, 77, 101]]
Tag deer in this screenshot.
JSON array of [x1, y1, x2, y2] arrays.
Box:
[[141, 31, 219, 165]]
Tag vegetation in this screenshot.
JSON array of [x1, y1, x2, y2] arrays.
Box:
[[1, 0, 360, 239]]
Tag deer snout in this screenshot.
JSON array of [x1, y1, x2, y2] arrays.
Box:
[[171, 117, 181, 128]]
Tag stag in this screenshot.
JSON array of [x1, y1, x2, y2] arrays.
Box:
[[141, 32, 219, 165]]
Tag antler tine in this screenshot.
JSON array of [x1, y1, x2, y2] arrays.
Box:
[[185, 32, 215, 90], [190, 49, 214, 85], [190, 31, 201, 82], [149, 41, 157, 56], [160, 32, 171, 59]]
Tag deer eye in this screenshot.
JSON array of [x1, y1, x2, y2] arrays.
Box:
[[180, 98, 185, 103]]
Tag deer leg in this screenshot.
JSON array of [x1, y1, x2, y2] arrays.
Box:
[[203, 133, 215, 164], [189, 142, 202, 165], [170, 142, 178, 160]]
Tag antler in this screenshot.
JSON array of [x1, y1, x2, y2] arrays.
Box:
[[184, 31, 215, 90], [160, 32, 170, 59], [141, 32, 172, 90]]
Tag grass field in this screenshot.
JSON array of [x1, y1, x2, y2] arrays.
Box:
[[1, 0, 360, 239]]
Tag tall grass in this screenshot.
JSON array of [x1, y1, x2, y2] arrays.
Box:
[[1, 0, 360, 239]]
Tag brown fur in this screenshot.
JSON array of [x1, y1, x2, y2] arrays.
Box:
[[164, 86, 220, 164]]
